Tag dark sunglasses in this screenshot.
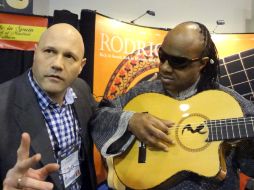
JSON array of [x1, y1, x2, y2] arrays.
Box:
[[158, 47, 202, 69]]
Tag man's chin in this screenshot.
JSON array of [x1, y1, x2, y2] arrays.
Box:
[[162, 84, 178, 95], [44, 87, 65, 97]]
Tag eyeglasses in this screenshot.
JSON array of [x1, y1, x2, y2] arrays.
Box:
[[158, 47, 203, 69]]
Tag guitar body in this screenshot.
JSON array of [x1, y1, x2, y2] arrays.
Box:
[[6, 0, 29, 9], [113, 90, 243, 189]]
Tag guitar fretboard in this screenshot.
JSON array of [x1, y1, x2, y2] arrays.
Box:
[[206, 117, 254, 141], [219, 48, 254, 102]]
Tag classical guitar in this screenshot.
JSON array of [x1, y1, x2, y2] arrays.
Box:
[[112, 90, 254, 189], [6, 0, 29, 9]]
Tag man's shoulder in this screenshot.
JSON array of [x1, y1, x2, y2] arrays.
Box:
[[0, 71, 27, 87], [217, 85, 254, 115], [130, 79, 163, 93], [218, 85, 246, 100], [71, 78, 92, 97], [0, 71, 33, 109], [115, 79, 164, 106], [0, 73, 26, 94], [72, 78, 90, 90]]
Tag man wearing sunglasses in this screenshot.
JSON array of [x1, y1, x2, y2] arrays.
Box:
[[91, 21, 254, 189]]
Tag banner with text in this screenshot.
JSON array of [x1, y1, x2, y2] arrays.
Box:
[[94, 14, 167, 100], [0, 13, 48, 50]]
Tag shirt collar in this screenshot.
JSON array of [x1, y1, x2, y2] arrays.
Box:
[[28, 69, 77, 110]]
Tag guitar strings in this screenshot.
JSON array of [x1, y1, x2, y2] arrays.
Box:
[[166, 119, 254, 129], [163, 118, 254, 140], [160, 128, 253, 141], [165, 117, 254, 128]]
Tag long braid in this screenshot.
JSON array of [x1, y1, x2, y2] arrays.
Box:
[[194, 22, 220, 92]]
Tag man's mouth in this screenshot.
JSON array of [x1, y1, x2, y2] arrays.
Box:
[[45, 75, 64, 81], [160, 75, 174, 82]]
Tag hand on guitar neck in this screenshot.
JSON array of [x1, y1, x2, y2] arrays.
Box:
[[128, 112, 175, 151]]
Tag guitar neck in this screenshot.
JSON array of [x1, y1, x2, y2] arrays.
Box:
[[207, 117, 254, 141]]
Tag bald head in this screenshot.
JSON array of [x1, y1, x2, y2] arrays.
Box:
[[32, 23, 86, 104], [161, 22, 206, 59], [38, 23, 85, 58]]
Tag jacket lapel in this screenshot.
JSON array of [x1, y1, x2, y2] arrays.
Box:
[[73, 95, 89, 144], [14, 72, 63, 190], [72, 88, 97, 190]]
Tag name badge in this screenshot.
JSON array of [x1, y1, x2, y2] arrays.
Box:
[[59, 146, 81, 189]]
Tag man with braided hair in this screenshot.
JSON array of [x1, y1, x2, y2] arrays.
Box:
[[91, 21, 254, 189]]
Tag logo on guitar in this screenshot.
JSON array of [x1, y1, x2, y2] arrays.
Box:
[[182, 124, 207, 135], [176, 113, 211, 152]]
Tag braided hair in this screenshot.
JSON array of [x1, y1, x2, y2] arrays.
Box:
[[193, 22, 220, 92]]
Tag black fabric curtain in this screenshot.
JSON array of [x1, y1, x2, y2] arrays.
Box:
[[79, 9, 96, 90], [0, 49, 33, 83], [51, 9, 79, 28]]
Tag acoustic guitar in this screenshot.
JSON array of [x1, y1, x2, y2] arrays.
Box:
[[112, 90, 254, 189], [6, 0, 29, 9]]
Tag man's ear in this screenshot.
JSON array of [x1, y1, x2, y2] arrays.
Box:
[[33, 44, 38, 61], [200, 56, 209, 70], [79, 58, 86, 74], [34, 43, 38, 50]]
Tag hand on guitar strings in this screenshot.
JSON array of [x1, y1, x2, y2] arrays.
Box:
[[3, 133, 59, 190], [128, 112, 174, 151]]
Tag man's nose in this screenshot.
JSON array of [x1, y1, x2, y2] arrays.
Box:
[[51, 55, 64, 70], [161, 60, 173, 72]]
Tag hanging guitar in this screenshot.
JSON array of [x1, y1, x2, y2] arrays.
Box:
[[5, 0, 29, 9], [112, 90, 254, 189]]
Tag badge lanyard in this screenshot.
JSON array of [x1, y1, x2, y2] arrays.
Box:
[[43, 105, 83, 189], [45, 105, 80, 155]]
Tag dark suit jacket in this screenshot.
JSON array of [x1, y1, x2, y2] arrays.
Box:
[[0, 71, 97, 190]]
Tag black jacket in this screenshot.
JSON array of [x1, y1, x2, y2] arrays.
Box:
[[0, 70, 97, 190]]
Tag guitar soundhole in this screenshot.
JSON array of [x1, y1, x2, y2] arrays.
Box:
[[175, 113, 211, 152]]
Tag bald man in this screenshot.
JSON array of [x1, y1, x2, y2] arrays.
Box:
[[91, 21, 254, 189], [1, 24, 97, 190]]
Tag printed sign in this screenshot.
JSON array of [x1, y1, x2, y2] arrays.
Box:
[[0, 13, 48, 50]]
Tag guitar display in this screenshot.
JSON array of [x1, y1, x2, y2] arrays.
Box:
[[0, 0, 32, 14], [5, 0, 29, 9], [113, 90, 254, 189]]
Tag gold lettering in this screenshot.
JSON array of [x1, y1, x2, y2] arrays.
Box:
[[99, 32, 161, 57], [100, 33, 110, 51]]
